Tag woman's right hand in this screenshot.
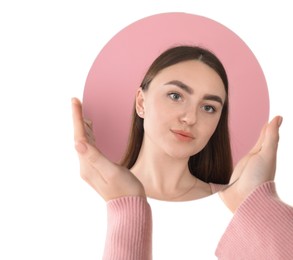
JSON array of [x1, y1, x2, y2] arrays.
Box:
[[71, 97, 146, 201], [220, 115, 282, 212]]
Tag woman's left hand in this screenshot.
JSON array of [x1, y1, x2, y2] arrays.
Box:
[[220, 116, 283, 212]]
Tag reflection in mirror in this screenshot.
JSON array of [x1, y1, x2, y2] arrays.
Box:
[[83, 12, 269, 166]]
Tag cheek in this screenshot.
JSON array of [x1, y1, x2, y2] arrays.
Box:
[[146, 97, 171, 123], [193, 127, 216, 155], [143, 98, 176, 140], [199, 117, 220, 143], [143, 100, 162, 132]]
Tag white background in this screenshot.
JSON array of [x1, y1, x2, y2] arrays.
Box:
[[0, 1, 292, 259]]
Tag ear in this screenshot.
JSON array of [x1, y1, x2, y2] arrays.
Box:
[[136, 88, 145, 118]]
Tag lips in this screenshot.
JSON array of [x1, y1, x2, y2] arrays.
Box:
[[171, 129, 195, 141]]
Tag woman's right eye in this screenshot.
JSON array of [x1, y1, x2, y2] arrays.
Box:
[[168, 92, 182, 101]]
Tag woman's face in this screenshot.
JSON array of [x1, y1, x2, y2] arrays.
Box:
[[136, 60, 226, 159]]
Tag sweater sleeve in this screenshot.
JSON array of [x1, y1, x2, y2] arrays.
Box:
[[215, 181, 293, 259], [103, 196, 152, 260]]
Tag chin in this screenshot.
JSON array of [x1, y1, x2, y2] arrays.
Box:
[[166, 150, 196, 160], [160, 142, 202, 160]]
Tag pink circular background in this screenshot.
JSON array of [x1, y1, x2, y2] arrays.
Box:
[[83, 12, 269, 165]]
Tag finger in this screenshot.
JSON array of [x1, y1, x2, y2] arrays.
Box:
[[248, 122, 268, 155], [229, 121, 269, 184], [84, 121, 96, 146], [84, 119, 93, 128], [79, 160, 107, 190], [81, 142, 117, 183], [72, 98, 118, 183], [261, 116, 282, 153], [71, 98, 87, 143], [75, 141, 109, 181]]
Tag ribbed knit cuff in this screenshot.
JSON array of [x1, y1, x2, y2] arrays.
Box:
[[103, 196, 152, 260], [216, 181, 293, 259]]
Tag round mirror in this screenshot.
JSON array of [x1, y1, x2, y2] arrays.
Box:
[[83, 12, 269, 165]]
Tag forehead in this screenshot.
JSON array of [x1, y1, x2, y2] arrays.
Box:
[[150, 60, 226, 97]]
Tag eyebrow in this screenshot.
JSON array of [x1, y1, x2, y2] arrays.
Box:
[[164, 80, 224, 106], [203, 94, 224, 106], [165, 80, 194, 94]]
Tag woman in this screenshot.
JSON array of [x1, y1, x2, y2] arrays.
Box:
[[72, 46, 293, 259]]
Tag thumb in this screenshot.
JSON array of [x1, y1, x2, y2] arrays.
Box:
[[75, 141, 116, 182], [261, 116, 282, 154]]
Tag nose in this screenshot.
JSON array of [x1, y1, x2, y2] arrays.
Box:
[[179, 106, 197, 125]]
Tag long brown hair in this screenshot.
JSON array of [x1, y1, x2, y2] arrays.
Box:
[[120, 45, 233, 184]]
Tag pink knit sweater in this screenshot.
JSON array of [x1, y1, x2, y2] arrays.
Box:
[[103, 181, 293, 259]]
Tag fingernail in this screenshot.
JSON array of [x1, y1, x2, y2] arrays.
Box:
[[278, 116, 283, 127], [71, 98, 79, 104], [75, 141, 87, 153]]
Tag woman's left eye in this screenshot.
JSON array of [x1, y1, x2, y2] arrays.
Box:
[[168, 93, 182, 101], [202, 105, 216, 113]]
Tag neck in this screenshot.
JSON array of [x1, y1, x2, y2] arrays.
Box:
[[130, 139, 197, 200]]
